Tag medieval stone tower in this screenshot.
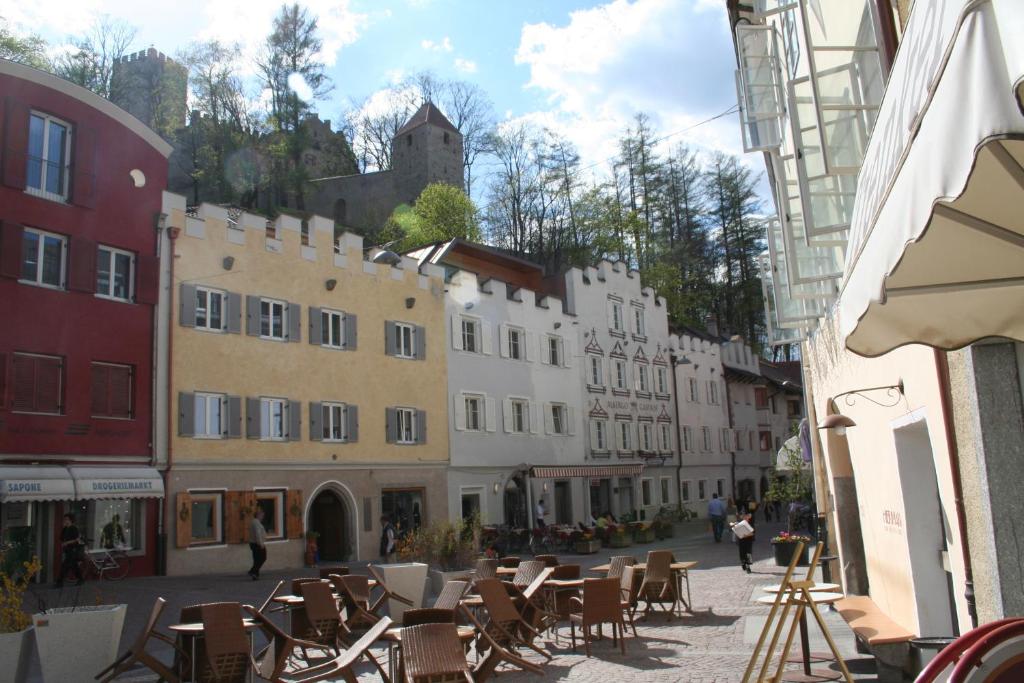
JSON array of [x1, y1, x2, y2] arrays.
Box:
[[110, 48, 188, 137]]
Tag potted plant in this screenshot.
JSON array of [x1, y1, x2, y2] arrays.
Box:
[[608, 525, 633, 548], [630, 521, 656, 543], [574, 530, 600, 554], [397, 515, 480, 598], [304, 531, 319, 567], [33, 585, 127, 683], [0, 551, 41, 683], [770, 532, 813, 566]]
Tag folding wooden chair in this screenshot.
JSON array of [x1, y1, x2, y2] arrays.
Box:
[[291, 577, 322, 595], [250, 615, 392, 683], [618, 565, 639, 636], [199, 602, 250, 683], [433, 580, 469, 610], [297, 580, 350, 655], [475, 578, 552, 661], [402, 607, 456, 626], [606, 555, 636, 580], [318, 566, 349, 580], [473, 558, 499, 582], [534, 554, 559, 568], [460, 604, 545, 683], [96, 597, 186, 683], [637, 550, 678, 619], [401, 623, 473, 683], [569, 578, 629, 656], [244, 605, 339, 682], [507, 560, 546, 591]]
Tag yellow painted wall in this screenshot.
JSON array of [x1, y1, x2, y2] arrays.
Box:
[[168, 203, 449, 466]]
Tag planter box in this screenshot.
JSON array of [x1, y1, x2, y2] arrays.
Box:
[[772, 542, 810, 567], [34, 604, 126, 683], [574, 539, 601, 554], [373, 562, 428, 624], [655, 524, 675, 539], [0, 626, 34, 683], [429, 568, 471, 596], [633, 527, 656, 543], [608, 534, 633, 548]]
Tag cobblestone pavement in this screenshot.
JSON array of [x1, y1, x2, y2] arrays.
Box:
[[23, 521, 879, 681]]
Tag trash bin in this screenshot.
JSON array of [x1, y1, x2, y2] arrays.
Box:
[[909, 636, 957, 675]]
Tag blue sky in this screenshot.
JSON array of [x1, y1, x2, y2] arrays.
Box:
[[8, 0, 755, 189]]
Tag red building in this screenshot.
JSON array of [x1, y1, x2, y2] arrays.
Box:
[[0, 59, 171, 580]]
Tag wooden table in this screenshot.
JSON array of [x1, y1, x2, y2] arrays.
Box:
[[496, 566, 518, 577], [168, 619, 259, 682], [589, 561, 698, 613], [381, 624, 476, 682], [754, 592, 845, 682]]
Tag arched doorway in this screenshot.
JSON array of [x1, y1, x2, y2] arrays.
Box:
[[503, 475, 527, 528], [309, 488, 352, 562]]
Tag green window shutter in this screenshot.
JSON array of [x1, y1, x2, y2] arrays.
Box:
[[384, 321, 397, 356], [179, 284, 197, 327], [245, 296, 260, 336], [385, 407, 397, 443], [309, 401, 322, 441], [226, 293, 242, 334], [287, 303, 301, 342], [226, 395, 242, 438], [287, 400, 301, 440], [415, 325, 426, 360], [344, 313, 357, 350], [416, 409, 427, 444], [308, 307, 322, 345], [178, 392, 194, 436], [246, 397, 261, 438], [346, 405, 359, 442]]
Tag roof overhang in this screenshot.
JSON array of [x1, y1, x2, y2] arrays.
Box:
[[69, 466, 165, 500], [530, 465, 643, 478], [0, 466, 74, 503], [839, 0, 1024, 356]]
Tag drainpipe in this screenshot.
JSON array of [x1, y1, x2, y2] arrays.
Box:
[[934, 349, 978, 628], [722, 369, 737, 501], [158, 221, 179, 577], [670, 354, 685, 513]]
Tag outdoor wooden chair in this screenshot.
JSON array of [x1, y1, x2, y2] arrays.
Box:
[[336, 572, 412, 631], [296, 580, 350, 655], [96, 597, 187, 683], [475, 578, 552, 661], [402, 607, 457, 626], [618, 565, 639, 636], [199, 602, 250, 683], [498, 556, 521, 568], [318, 566, 349, 579], [473, 558, 499, 582], [401, 623, 473, 683], [534, 554, 559, 567], [548, 564, 581, 622], [291, 577, 322, 595], [433, 580, 470, 610], [244, 605, 340, 682], [606, 555, 636, 580], [507, 560, 546, 591], [637, 550, 678, 619], [173, 604, 206, 682], [460, 604, 545, 682], [569, 578, 629, 656], [255, 580, 287, 616]]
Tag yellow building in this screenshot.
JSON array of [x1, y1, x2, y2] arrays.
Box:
[[159, 194, 449, 575]]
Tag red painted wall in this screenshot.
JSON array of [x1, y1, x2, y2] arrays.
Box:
[[0, 70, 168, 459]]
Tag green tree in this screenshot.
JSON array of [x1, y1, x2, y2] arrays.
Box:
[[0, 17, 50, 70]]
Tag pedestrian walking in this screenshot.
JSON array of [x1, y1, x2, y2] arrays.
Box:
[[380, 515, 397, 563], [248, 508, 267, 580], [535, 499, 546, 529], [707, 493, 726, 542], [56, 513, 84, 587], [733, 512, 756, 573]]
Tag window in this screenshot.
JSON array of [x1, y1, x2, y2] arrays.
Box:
[[260, 398, 287, 440], [255, 490, 285, 539], [382, 488, 424, 533], [26, 111, 70, 200], [95, 246, 135, 301], [759, 431, 772, 451], [190, 491, 223, 545], [550, 403, 567, 435], [609, 300, 623, 332], [321, 309, 344, 348], [85, 499, 142, 551], [688, 378, 699, 402], [196, 288, 225, 331], [660, 478, 670, 505], [589, 356, 604, 387], [787, 399, 801, 417], [20, 228, 66, 289], [461, 318, 479, 353], [617, 420, 633, 451], [511, 399, 528, 433], [397, 408, 416, 444], [641, 479, 653, 506], [507, 327, 523, 360], [443, 131, 450, 144], [90, 362, 132, 419], [395, 323, 415, 358], [465, 395, 482, 431], [656, 367, 668, 395], [632, 306, 645, 337], [755, 387, 769, 409], [640, 423, 653, 451], [322, 402, 347, 442], [194, 392, 225, 438], [716, 479, 725, 497], [682, 426, 693, 452], [659, 423, 672, 452], [546, 336, 562, 366], [698, 480, 707, 501], [591, 420, 607, 450], [636, 364, 650, 393], [613, 359, 628, 391], [260, 299, 286, 340], [735, 430, 744, 451], [681, 480, 691, 503], [708, 381, 720, 405], [701, 426, 713, 451], [11, 352, 63, 414]]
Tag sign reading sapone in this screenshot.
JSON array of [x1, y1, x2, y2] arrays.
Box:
[[7, 482, 44, 493]]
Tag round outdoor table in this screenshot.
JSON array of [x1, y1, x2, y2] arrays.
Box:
[[168, 619, 259, 682], [753, 592, 845, 683], [382, 624, 476, 682]]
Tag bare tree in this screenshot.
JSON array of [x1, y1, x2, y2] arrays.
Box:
[[53, 16, 136, 98], [440, 80, 494, 195]]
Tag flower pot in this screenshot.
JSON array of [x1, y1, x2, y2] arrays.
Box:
[[574, 538, 601, 554], [634, 527, 656, 543], [33, 604, 126, 683], [609, 533, 633, 548], [772, 542, 810, 567], [0, 626, 34, 683], [373, 562, 428, 624], [429, 568, 471, 596]]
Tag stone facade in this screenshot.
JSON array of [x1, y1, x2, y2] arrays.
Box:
[[110, 48, 188, 137]]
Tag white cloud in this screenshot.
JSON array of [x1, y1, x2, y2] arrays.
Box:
[[453, 57, 477, 74], [513, 0, 743, 179], [420, 36, 453, 53]]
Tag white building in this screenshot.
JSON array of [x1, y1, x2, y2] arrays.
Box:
[[721, 336, 771, 503]]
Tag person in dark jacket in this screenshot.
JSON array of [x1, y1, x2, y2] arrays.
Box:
[[379, 516, 397, 562], [734, 512, 756, 573], [56, 513, 84, 587]]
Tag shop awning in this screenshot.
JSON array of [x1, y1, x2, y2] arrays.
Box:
[[69, 467, 164, 500], [839, 0, 1024, 356], [530, 465, 644, 479], [0, 466, 75, 503]]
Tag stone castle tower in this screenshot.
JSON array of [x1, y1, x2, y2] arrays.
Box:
[[110, 48, 188, 137], [306, 102, 465, 233]]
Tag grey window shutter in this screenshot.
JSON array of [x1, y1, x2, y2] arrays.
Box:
[[226, 395, 242, 438], [179, 284, 197, 327], [415, 325, 426, 360], [226, 293, 242, 334], [287, 303, 301, 342], [385, 321, 397, 356], [178, 392, 194, 436], [246, 397, 261, 438], [309, 401, 322, 441], [344, 313, 357, 350], [416, 409, 427, 443], [246, 296, 260, 336], [288, 400, 301, 440], [385, 407, 397, 443], [346, 405, 359, 442], [308, 307, 321, 345]]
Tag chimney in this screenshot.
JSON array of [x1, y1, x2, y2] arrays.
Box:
[[705, 315, 719, 339]]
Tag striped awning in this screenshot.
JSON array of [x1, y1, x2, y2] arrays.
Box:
[[530, 465, 643, 479]]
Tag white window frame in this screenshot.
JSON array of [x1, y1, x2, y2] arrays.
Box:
[[196, 287, 226, 332], [260, 397, 287, 441], [511, 398, 528, 434], [322, 402, 347, 442], [682, 426, 693, 452], [20, 227, 67, 289], [546, 335, 562, 366], [95, 245, 135, 302], [188, 490, 224, 546], [660, 477, 671, 505], [681, 480, 692, 503], [610, 300, 624, 332], [613, 359, 628, 391], [194, 392, 226, 439], [698, 479, 708, 501], [716, 479, 726, 498], [632, 306, 645, 337], [507, 326, 523, 360], [461, 317, 480, 353], [640, 422, 654, 451], [617, 420, 633, 451], [701, 426, 713, 452], [636, 363, 650, 393], [550, 403, 567, 435], [641, 478, 653, 506], [656, 366, 668, 394], [593, 420, 607, 450], [589, 355, 604, 387], [688, 377, 699, 402], [464, 394, 483, 431], [260, 298, 286, 340], [659, 423, 672, 452], [321, 309, 345, 349], [709, 381, 720, 405], [396, 407, 416, 444], [395, 322, 416, 359], [26, 111, 71, 202]]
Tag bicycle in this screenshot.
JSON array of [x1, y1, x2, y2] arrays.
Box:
[[81, 540, 132, 581]]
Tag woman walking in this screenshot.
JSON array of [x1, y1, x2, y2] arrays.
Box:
[[734, 512, 756, 573]]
